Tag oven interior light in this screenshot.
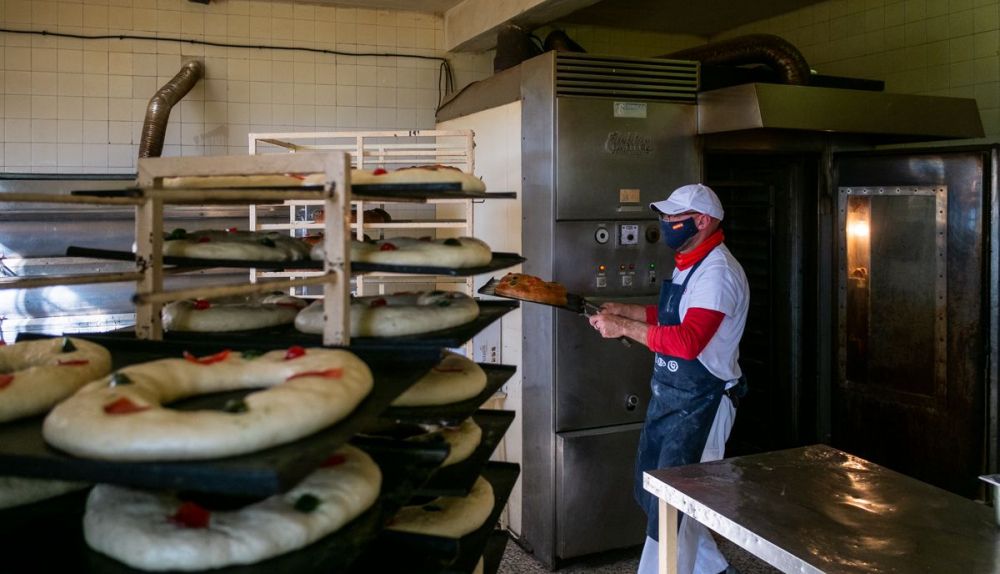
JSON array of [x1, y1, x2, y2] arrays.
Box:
[[847, 220, 870, 237]]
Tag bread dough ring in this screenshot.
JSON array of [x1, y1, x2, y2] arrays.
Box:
[[428, 418, 482, 467], [0, 337, 112, 423], [352, 166, 486, 193], [163, 293, 307, 332], [83, 444, 380, 571], [162, 229, 311, 261], [311, 237, 492, 268], [163, 166, 486, 193], [391, 352, 486, 407], [294, 292, 480, 338], [161, 173, 327, 189], [43, 347, 372, 461], [0, 476, 89, 510], [386, 475, 494, 538]]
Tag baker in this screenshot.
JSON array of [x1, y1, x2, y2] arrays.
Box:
[[588, 183, 749, 574]]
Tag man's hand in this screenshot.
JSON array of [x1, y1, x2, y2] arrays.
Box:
[[589, 311, 628, 339], [599, 302, 647, 322], [589, 310, 650, 347]]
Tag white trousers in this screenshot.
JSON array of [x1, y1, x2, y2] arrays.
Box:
[[636, 394, 736, 574]]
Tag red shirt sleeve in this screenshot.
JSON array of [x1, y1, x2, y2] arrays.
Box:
[[645, 305, 658, 325], [646, 307, 725, 359]]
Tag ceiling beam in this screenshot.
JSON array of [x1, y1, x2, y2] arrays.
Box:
[[445, 0, 600, 52]]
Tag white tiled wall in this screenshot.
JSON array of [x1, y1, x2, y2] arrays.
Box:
[[716, 0, 1000, 140], [0, 0, 494, 173]]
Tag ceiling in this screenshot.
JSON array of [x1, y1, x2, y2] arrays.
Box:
[[305, 0, 826, 37], [558, 0, 828, 36]]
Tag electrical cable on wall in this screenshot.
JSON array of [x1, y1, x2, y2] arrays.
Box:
[[0, 27, 457, 108]]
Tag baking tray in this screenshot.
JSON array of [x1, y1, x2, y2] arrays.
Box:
[[351, 461, 520, 572], [19, 331, 442, 366], [353, 187, 517, 201], [71, 185, 516, 202], [415, 410, 515, 497], [4, 438, 448, 574], [382, 364, 516, 426], [119, 300, 520, 352], [352, 252, 524, 276], [2, 337, 440, 497], [478, 274, 598, 315], [65, 246, 525, 277]]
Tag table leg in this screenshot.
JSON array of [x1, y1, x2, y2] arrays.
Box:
[[658, 499, 678, 574]]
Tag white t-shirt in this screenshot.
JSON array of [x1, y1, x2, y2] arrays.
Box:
[[671, 243, 749, 382]]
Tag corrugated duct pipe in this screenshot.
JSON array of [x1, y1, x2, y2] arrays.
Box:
[[138, 59, 205, 158], [660, 34, 811, 86]]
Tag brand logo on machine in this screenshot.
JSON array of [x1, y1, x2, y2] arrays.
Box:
[[613, 101, 647, 118], [604, 131, 653, 156], [667, 360, 679, 372]]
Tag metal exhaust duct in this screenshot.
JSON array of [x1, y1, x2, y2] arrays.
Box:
[[660, 33, 811, 85], [138, 60, 205, 158]]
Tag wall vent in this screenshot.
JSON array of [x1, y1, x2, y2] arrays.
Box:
[[555, 53, 699, 102]]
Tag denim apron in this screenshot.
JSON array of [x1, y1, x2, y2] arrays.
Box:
[[634, 256, 727, 540]]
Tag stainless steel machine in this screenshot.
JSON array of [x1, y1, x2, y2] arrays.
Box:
[[438, 52, 701, 566]]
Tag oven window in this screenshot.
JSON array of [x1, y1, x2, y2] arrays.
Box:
[[840, 187, 947, 398]]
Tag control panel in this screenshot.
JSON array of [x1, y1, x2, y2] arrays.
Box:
[[575, 221, 668, 294]]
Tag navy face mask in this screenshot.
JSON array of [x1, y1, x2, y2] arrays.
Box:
[[660, 216, 698, 250]]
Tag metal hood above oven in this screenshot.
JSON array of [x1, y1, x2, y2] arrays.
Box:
[[697, 82, 984, 142]]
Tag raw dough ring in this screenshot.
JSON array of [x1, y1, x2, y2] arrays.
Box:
[[391, 352, 487, 407], [84, 444, 381, 572], [428, 418, 482, 467], [352, 166, 486, 193], [43, 347, 373, 461], [387, 475, 494, 538], [162, 229, 312, 262], [295, 291, 480, 338], [0, 337, 112, 423], [311, 237, 492, 268], [163, 293, 307, 332]]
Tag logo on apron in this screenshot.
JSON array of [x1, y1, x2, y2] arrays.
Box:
[[667, 360, 679, 372], [656, 357, 666, 368]]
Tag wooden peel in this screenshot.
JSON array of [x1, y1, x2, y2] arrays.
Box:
[[478, 277, 630, 346]]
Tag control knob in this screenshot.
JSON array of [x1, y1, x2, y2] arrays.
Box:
[[595, 227, 610, 244]]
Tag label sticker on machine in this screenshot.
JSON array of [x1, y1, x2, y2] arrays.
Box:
[[619, 188, 640, 203], [614, 102, 647, 118]]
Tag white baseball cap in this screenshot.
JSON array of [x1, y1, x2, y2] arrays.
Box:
[[649, 183, 724, 221]]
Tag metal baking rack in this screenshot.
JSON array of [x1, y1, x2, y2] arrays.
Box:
[[1, 152, 354, 347], [1, 143, 523, 573], [248, 129, 490, 301]]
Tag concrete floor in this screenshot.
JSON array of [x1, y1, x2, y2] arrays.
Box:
[[497, 534, 781, 574]]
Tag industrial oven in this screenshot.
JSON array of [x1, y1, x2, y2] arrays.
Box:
[[439, 52, 701, 566]]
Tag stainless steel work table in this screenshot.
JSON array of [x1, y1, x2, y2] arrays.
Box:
[[643, 444, 1000, 574]]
